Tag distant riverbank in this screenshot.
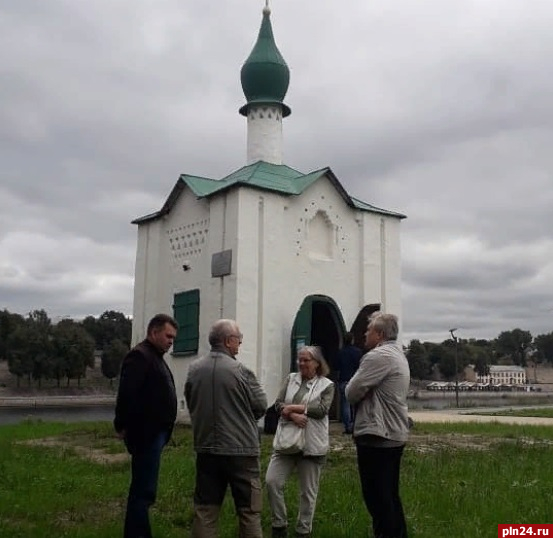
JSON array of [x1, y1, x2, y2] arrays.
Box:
[[0, 395, 116, 408], [408, 389, 553, 410]]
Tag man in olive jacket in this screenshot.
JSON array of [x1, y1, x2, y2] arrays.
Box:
[[185, 319, 267, 538], [114, 314, 178, 538]]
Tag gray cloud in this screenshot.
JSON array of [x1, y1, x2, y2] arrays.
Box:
[[2, 0, 553, 343]]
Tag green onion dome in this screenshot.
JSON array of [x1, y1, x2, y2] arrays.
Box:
[[239, 6, 291, 117]]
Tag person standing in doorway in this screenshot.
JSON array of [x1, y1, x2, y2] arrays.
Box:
[[334, 332, 362, 434], [114, 313, 178, 538], [346, 313, 410, 538], [185, 319, 267, 538]]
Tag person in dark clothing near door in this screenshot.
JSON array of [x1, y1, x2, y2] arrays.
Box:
[[334, 332, 362, 434], [346, 314, 410, 538], [114, 313, 178, 538]]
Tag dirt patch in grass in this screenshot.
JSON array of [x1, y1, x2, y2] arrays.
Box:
[[328, 428, 553, 454], [53, 498, 125, 528], [408, 432, 553, 452], [408, 433, 494, 452], [19, 435, 129, 465]]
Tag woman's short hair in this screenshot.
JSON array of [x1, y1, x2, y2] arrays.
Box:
[[369, 314, 399, 341], [298, 345, 330, 377]]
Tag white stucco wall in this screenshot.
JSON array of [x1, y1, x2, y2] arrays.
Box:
[[132, 174, 402, 413], [247, 105, 283, 165], [132, 185, 242, 408], [233, 174, 402, 402]]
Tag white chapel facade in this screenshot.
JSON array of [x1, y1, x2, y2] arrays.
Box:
[[131, 6, 405, 414]]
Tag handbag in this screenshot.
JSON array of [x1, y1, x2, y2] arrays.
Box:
[[272, 377, 319, 455]]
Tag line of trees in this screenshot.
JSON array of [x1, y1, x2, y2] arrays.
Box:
[[0, 309, 131, 388], [406, 328, 553, 381]]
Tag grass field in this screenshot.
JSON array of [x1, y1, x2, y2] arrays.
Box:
[[472, 407, 553, 419], [1, 420, 553, 537]]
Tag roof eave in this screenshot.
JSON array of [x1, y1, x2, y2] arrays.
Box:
[[131, 178, 186, 225]]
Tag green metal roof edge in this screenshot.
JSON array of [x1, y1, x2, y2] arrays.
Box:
[[350, 196, 407, 219], [181, 174, 220, 197], [132, 163, 406, 224], [200, 161, 304, 196], [132, 174, 217, 224], [292, 168, 329, 194]]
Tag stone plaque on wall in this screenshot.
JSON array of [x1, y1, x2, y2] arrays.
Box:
[[211, 249, 232, 277]]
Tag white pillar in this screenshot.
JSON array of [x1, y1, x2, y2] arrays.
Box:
[[247, 104, 283, 165]]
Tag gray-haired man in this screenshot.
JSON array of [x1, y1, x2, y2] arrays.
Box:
[[185, 319, 267, 537], [346, 313, 410, 538]]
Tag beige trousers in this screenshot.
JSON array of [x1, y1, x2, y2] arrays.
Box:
[[265, 453, 324, 535]]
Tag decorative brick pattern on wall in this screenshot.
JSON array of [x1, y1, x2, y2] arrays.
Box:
[[167, 219, 210, 263]]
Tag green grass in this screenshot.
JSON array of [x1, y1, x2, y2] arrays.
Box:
[[471, 407, 553, 419], [1, 421, 553, 537]]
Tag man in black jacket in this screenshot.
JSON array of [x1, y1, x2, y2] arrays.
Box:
[[114, 313, 178, 538]]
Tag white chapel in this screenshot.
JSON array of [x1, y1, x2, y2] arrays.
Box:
[[130, 5, 405, 415]]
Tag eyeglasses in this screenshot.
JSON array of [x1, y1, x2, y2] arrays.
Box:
[[297, 358, 314, 363], [229, 333, 243, 344]]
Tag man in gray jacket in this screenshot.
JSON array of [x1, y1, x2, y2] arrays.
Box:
[[185, 319, 267, 538], [346, 313, 410, 538]]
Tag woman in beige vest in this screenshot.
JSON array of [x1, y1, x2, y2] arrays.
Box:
[[266, 346, 335, 538]]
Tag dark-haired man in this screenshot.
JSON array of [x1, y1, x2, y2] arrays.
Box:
[[114, 313, 178, 538]]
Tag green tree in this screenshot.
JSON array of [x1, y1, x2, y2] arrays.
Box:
[[0, 309, 25, 360], [406, 339, 431, 380], [423, 342, 441, 365], [473, 351, 491, 378], [27, 309, 54, 387], [6, 325, 34, 387], [6, 312, 54, 387], [437, 349, 457, 380], [53, 322, 95, 387], [534, 333, 553, 364], [82, 310, 131, 350], [101, 339, 128, 387], [495, 329, 533, 366]]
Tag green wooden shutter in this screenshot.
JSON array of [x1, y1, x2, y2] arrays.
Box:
[[173, 289, 200, 354]]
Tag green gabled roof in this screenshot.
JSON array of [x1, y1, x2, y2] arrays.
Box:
[[208, 161, 307, 195], [132, 161, 406, 224], [182, 175, 221, 197]]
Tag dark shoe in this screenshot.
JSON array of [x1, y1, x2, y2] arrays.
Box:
[[272, 526, 288, 538]]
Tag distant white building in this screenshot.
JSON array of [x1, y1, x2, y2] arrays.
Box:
[[476, 365, 527, 386], [130, 6, 405, 414]]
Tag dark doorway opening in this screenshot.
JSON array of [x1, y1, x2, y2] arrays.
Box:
[[290, 295, 346, 420], [350, 303, 381, 352]]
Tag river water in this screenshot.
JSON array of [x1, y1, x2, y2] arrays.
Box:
[[0, 405, 115, 426], [1, 393, 552, 426]]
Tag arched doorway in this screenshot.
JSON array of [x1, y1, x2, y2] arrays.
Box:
[[290, 295, 346, 419], [350, 303, 381, 351]]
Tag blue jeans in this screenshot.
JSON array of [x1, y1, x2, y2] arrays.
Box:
[[339, 382, 354, 433], [124, 431, 169, 538]]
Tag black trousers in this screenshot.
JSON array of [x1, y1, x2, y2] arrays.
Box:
[[355, 444, 408, 538]]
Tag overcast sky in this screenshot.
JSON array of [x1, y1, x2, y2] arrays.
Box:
[[2, 0, 553, 343]]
